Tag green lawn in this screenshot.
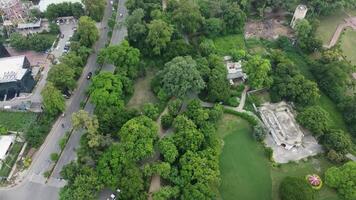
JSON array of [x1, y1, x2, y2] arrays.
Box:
[[0, 111, 37, 132], [316, 9, 356, 44], [127, 70, 158, 109], [340, 28, 356, 65], [213, 34, 246, 55], [271, 157, 340, 200], [217, 114, 272, 200]]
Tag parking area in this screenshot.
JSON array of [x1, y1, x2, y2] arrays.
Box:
[[51, 17, 77, 59]]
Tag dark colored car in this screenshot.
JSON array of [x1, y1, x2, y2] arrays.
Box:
[[87, 72, 93, 79]]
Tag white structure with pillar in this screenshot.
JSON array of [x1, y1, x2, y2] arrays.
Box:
[[290, 4, 308, 28]]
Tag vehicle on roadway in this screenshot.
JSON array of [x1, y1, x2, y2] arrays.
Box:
[[87, 72, 93, 80]]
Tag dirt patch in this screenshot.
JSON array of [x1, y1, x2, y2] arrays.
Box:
[[127, 71, 158, 109], [245, 18, 293, 40]]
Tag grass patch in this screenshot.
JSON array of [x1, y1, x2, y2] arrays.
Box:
[[271, 157, 340, 200], [316, 9, 356, 44], [0, 111, 37, 132], [127, 70, 158, 109], [213, 34, 245, 55], [217, 114, 272, 200], [340, 28, 356, 65], [0, 141, 24, 177]]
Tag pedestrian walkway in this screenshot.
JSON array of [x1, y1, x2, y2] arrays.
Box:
[[325, 16, 356, 48]]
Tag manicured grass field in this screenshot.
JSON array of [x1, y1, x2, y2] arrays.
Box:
[[127, 71, 158, 109], [213, 34, 246, 55], [271, 157, 340, 200], [0, 111, 37, 132], [340, 28, 356, 65], [217, 114, 272, 200]]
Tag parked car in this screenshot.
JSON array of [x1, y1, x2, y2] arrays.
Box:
[[87, 72, 93, 80]]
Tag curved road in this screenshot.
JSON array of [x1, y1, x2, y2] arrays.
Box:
[[0, 0, 127, 199]]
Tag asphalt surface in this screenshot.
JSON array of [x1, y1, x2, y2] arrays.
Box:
[[0, 0, 120, 199]]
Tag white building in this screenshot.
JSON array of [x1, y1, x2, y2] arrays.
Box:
[[224, 56, 247, 85], [0, 135, 15, 163], [290, 5, 308, 28], [38, 0, 81, 12]]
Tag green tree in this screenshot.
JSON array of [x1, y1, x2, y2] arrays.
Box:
[[82, 0, 106, 21], [173, 115, 204, 152], [119, 116, 158, 160], [203, 18, 224, 37], [244, 55, 273, 89], [98, 41, 140, 78], [146, 19, 173, 55], [325, 161, 356, 200], [47, 63, 76, 92], [297, 106, 331, 136], [159, 56, 205, 98], [222, 2, 246, 33], [88, 72, 124, 111], [279, 176, 315, 200], [125, 8, 147, 43], [206, 55, 230, 102], [294, 19, 322, 52], [9, 33, 29, 51], [158, 137, 178, 163], [199, 39, 216, 57], [323, 129, 352, 153], [77, 16, 99, 47], [168, 99, 183, 116], [142, 103, 159, 120], [60, 52, 84, 77], [41, 82, 65, 116], [153, 186, 179, 200], [72, 110, 102, 148], [172, 0, 203, 34]]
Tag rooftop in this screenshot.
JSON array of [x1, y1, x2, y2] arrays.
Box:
[[0, 135, 15, 160], [0, 55, 28, 83], [17, 19, 41, 29]]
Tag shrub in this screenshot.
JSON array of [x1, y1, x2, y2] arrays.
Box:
[[226, 97, 239, 107], [296, 106, 330, 137], [143, 103, 159, 120], [161, 114, 173, 129], [168, 99, 182, 116], [279, 177, 315, 200], [50, 153, 60, 162], [322, 129, 351, 153], [223, 108, 258, 126], [253, 124, 267, 142], [264, 146, 273, 161], [326, 150, 346, 164]]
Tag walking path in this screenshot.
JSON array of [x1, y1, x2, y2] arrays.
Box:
[[325, 16, 356, 48]]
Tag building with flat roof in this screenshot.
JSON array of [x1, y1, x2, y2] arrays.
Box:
[[259, 102, 304, 150], [0, 55, 35, 100], [224, 56, 247, 85], [290, 5, 308, 28]]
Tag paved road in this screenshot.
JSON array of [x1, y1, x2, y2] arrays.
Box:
[[0, 1, 114, 200]]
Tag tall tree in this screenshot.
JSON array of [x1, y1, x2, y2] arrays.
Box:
[[41, 82, 65, 116], [47, 63, 76, 92], [77, 16, 99, 47], [98, 41, 140, 78], [82, 0, 106, 21], [72, 110, 102, 148], [244, 55, 273, 89], [125, 8, 147, 43], [222, 2, 246, 34], [159, 56, 205, 98], [146, 19, 173, 55], [296, 106, 331, 137], [172, 0, 203, 34]]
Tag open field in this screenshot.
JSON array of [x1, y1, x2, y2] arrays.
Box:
[[217, 114, 272, 200], [340, 28, 356, 65], [271, 157, 340, 200], [213, 34, 246, 55], [316, 9, 356, 44], [127, 71, 158, 109], [0, 111, 37, 132]]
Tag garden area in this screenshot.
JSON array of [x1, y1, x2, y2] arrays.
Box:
[[0, 141, 24, 178], [213, 34, 245, 55], [217, 114, 272, 200], [0, 111, 37, 132]]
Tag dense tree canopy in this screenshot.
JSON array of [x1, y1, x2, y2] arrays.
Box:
[[125, 8, 147, 43], [77, 16, 99, 47], [146, 19, 173, 55], [159, 56, 205, 98], [297, 106, 331, 137], [322, 129, 352, 153], [325, 161, 356, 200], [45, 2, 84, 20], [47, 63, 76, 92], [82, 0, 106, 21], [244, 55, 273, 89], [41, 82, 65, 117], [72, 110, 102, 148], [172, 0, 203, 34], [221, 2, 246, 34]]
